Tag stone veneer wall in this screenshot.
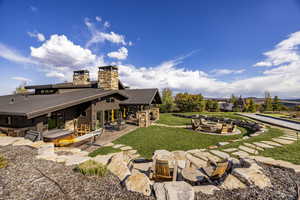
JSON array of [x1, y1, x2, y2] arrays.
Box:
[[98, 68, 119, 90], [137, 110, 150, 128], [73, 73, 90, 85], [150, 108, 160, 120]]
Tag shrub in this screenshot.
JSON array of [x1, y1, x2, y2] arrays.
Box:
[[88, 146, 121, 157], [0, 155, 8, 168], [75, 160, 108, 177]]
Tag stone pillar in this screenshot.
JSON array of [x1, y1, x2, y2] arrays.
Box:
[[98, 66, 119, 90], [137, 110, 150, 128], [150, 107, 160, 120]]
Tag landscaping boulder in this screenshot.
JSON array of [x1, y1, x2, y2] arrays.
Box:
[[220, 174, 246, 190], [232, 162, 272, 189], [91, 154, 114, 166], [193, 185, 220, 195], [154, 181, 194, 200], [107, 153, 131, 182], [125, 172, 151, 196]]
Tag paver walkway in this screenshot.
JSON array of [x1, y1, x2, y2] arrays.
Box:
[[239, 113, 300, 131]]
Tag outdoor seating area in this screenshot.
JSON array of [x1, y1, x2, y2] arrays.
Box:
[[191, 118, 237, 134]]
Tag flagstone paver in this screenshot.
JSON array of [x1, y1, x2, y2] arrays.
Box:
[[103, 142, 114, 147], [243, 143, 264, 151], [279, 136, 298, 141], [186, 154, 207, 168], [272, 138, 294, 145], [232, 151, 249, 158], [209, 150, 230, 160], [260, 141, 282, 147], [113, 144, 125, 148], [238, 145, 258, 155], [120, 146, 133, 151], [252, 142, 274, 149], [222, 148, 238, 153], [192, 151, 220, 162]]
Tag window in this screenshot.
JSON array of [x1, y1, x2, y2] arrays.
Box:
[[7, 116, 11, 125], [106, 97, 115, 103]]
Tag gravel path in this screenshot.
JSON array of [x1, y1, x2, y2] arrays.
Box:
[[196, 163, 300, 200], [0, 145, 154, 200]]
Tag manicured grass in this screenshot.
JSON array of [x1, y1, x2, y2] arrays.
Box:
[[218, 127, 284, 150], [261, 140, 300, 164], [156, 113, 191, 125], [157, 112, 251, 126], [113, 126, 247, 158], [88, 146, 121, 157]]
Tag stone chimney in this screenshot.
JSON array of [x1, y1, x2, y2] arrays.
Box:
[[98, 66, 119, 90], [73, 70, 90, 85]]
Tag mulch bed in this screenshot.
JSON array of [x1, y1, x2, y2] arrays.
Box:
[[196, 162, 300, 200], [0, 145, 154, 200]]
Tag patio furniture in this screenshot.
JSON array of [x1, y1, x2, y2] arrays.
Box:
[[151, 159, 178, 182], [76, 124, 91, 136], [201, 159, 229, 183], [43, 129, 74, 146]]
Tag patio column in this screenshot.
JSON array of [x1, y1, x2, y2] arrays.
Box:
[[123, 107, 126, 118], [111, 109, 114, 122]]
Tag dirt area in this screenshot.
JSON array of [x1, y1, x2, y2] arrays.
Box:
[[0, 145, 153, 200], [196, 163, 300, 200]]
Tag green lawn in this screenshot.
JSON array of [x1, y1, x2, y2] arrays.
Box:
[[157, 112, 251, 126], [88, 146, 121, 157], [113, 126, 248, 158], [260, 141, 300, 164]]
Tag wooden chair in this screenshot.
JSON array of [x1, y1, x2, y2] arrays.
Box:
[[201, 159, 229, 183], [151, 159, 177, 182], [76, 124, 90, 136]]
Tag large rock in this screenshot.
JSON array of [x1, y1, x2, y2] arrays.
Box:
[[186, 154, 206, 168], [12, 139, 33, 146], [65, 155, 90, 166], [92, 154, 114, 166], [125, 172, 151, 196], [133, 162, 152, 173], [250, 156, 300, 173], [220, 174, 246, 190], [0, 137, 22, 146], [154, 181, 194, 200], [107, 153, 131, 181], [232, 162, 272, 189], [193, 185, 220, 195], [37, 143, 55, 156]]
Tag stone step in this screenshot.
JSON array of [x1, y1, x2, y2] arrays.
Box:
[[279, 136, 298, 141], [209, 150, 230, 160], [0, 137, 22, 146], [103, 142, 114, 147], [272, 138, 294, 145], [220, 174, 246, 190], [121, 146, 133, 151], [12, 139, 33, 146], [186, 154, 207, 168], [260, 141, 282, 147], [186, 149, 206, 154], [238, 145, 258, 155], [192, 151, 220, 163], [218, 142, 230, 146], [222, 148, 238, 153], [232, 151, 250, 158], [252, 142, 274, 149], [243, 143, 264, 151], [128, 149, 137, 155], [113, 144, 125, 149]]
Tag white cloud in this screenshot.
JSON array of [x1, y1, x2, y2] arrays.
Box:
[[45, 71, 65, 79], [253, 61, 272, 67], [27, 32, 45, 42], [95, 16, 102, 22], [107, 47, 128, 60], [0, 43, 35, 64], [104, 21, 110, 28], [11, 76, 32, 83], [128, 41, 133, 46], [210, 68, 245, 76], [85, 18, 126, 47]]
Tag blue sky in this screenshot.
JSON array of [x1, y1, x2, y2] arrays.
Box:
[[1, 0, 300, 98]]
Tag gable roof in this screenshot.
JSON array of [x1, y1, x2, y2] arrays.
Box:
[[119, 88, 162, 105], [0, 89, 127, 119]]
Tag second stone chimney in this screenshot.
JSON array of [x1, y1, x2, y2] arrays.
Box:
[[73, 70, 90, 85], [98, 66, 119, 90]]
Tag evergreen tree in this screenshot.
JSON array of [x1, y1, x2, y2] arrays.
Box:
[[272, 96, 280, 111], [248, 98, 256, 112]]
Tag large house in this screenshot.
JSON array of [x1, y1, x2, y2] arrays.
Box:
[[0, 66, 161, 139]]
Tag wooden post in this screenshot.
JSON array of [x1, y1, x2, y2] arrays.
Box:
[[123, 107, 126, 118], [111, 109, 114, 122]]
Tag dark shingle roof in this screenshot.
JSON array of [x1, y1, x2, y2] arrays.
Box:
[[0, 89, 127, 119], [119, 88, 162, 105]]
